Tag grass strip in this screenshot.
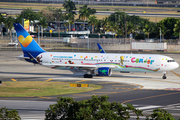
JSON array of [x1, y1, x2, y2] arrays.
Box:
[[0, 81, 102, 97]]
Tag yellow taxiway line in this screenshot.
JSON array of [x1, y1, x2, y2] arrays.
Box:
[[76, 80, 90, 82], [11, 79, 17, 81], [171, 71, 180, 77], [46, 79, 53, 82], [121, 91, 180, 104]]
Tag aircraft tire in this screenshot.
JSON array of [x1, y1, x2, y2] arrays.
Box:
[[84, 74, 88, 78], [84, 74, 93, 78], [88, 74, 93, 78], [162, 76, 167, 79], [162, 74, 167, 79]]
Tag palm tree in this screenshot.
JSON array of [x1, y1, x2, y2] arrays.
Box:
[[63, 0, 76, 32], [158, 23, 169, 40], [4, 16, 15, 41], [37, 17, 48, 39], [14, 15, 22, 24], [20, 8, 37, 24], [79, 5, 96, 30], [143, 22, 154, 40], [53, 8, 64, 21], [126, 21, 138, 42], [63, 22, 69, 32], [64, 12, 75, 32], [101, 17, 108, 32], [0, 15, 4, 38], [88, 15, 98, 34], [63, 0, 76, 14], [173, 19, 180, 41]]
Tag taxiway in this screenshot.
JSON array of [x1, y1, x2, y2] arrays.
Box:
[[0, 51, 180, 119]]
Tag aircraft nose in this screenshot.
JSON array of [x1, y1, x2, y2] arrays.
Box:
[[175, 62, 179, 69]]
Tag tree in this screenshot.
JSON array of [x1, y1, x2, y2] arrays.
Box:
[[88, 15, 98, 33], [45, 95, 143, 120], [0, 15, 4, 38], [63, 22, 69, 32], [79, 4, 96, 30], [146, 108, 175, 120], [20, 8, 38, 24], [41, 6, 55, 21], [63, 0, 76, 14], [53, 8, 64, 22], [158, 17, 177, 39], [63, 0, 76, 31], [0, 15, 4, 23], [94, 19, 102, 33], [37, 16, 48, 39], [157, 21, 169, 40], [14, 15, 23, 24], [64, 12, 75, 31], [101, 17, 109, 32], [173, 19, 180, 41], [41, 6, 64, 22], [0, 107, 21, 120], [143, 22, 155, 40], [4, 16, 15, 41]]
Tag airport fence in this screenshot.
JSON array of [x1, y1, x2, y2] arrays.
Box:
[[0, 36, 131, 52], [0, 36, 180, 52]]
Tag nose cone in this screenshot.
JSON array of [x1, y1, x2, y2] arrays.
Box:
[[174, 62, 179, 69]]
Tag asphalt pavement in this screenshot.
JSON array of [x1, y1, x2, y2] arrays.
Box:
[[0, 51, 180, 119]]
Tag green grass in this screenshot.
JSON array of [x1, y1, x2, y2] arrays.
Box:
[[0, 2, 178, 23], [0, 81, 102, 97]]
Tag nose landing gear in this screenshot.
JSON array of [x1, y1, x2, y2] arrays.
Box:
[[162, 72, 167, 79]]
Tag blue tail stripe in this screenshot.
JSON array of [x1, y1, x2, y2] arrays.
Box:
[[97, 43, 106, 53], [13, 23, 45, 58]]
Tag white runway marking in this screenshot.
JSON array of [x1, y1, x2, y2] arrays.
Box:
[[137, 105, 162, 110]]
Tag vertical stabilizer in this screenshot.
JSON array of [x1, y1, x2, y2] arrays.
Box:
[[97, 43, 106, 53], [14, 23, 45, 58]]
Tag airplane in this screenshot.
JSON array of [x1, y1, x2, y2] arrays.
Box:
[[14, 23, 179, 79], [97, 43, 106, 53]]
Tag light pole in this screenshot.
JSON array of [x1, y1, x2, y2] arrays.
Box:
[[88, 29, 89, 49], [158, 27, 161, 42], [38, 25, 40, 44], [98, 33, 100, 43]]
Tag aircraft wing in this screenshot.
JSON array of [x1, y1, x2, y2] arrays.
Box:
[[42, 63, 117, 70]]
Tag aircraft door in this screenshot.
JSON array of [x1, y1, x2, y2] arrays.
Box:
[[156, 59, 160, 66]]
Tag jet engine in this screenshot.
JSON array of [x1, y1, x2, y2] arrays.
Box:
[[94, 67, 112, 76]]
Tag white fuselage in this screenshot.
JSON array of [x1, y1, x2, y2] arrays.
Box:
[[38, 52, 179, 73]]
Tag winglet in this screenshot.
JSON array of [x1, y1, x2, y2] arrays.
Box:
[[97, 43, 106, 53]]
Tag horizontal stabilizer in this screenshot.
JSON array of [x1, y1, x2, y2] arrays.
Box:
[[17, 55, 30, 60]]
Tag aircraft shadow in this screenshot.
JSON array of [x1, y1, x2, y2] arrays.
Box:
[[0, 71, 152, 79]]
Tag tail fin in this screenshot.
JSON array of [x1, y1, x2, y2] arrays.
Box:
[[97, 43, 106, 53], [14, 23, 45, 58]]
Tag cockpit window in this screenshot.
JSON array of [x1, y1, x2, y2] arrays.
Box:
[[167, 60, 175, 62]]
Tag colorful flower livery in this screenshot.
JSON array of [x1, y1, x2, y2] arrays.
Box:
[[14, 23, 179, 79]]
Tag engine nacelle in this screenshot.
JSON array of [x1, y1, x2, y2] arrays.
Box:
[[94, 67, 112, 76]]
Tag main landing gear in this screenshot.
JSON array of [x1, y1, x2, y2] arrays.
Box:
[[162, 72, 167, 79], [84, 74, 93, 78]]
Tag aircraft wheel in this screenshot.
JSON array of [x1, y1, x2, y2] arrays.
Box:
[[84, 74, 93, 78], [88, 74, 93, 78], [84, 74, 88, 78], [162, 74, 167, 79]]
